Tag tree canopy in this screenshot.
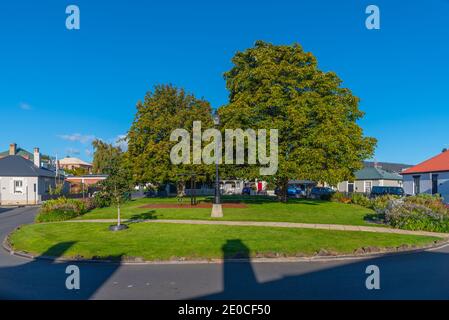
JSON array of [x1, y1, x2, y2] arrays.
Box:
[[92, 139, 123, 174], [219, 41, 376, 198], [126, 84, 214, 186]]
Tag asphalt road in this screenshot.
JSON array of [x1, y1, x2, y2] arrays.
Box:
[[1, 206, 449, 300]]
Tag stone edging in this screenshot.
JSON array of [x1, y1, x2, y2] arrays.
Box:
[[3, 225, 449, 265]]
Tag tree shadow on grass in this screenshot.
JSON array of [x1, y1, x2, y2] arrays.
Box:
[[0, 241, 123, 299], [130, 210, 159, 220], [204, 196, 320, 205]]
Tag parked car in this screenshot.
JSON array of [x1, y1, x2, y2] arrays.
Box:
[[144, 189, 157, 197], [370, 186, 404, 198], [242, 186, 252, 195], [310, 187, 335, 199]]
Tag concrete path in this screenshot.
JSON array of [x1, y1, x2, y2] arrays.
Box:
[[70, 218, 449, 238]]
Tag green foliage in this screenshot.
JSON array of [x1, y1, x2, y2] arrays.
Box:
[[385, 202, 449, 233], [351, 193, 372, 208], [219, 41, 377, 200], [48, 183, 64, 196], [95, 142, 133, 209], [64, 167, 89, 176], [36, 197, 90, 222], [93, 191, 112, 208], [126, 84, 214, 187], [92, 139, 123, 174], [330, 192, 351, 203], [404, 194, 448, 215]]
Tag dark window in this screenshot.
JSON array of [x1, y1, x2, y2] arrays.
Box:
[[413, 176, 421, 195], [432, 174, 439, 195]]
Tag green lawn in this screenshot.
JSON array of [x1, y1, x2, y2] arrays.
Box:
[[9, 222, 438, 261], [78, 196, 381, 227]]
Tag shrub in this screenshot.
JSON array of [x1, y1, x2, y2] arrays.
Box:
[[371, 195, 398, 213], [351, 193, 371, 208], [93, 191, 112, 208], [330, 192, 351, 204], [36, 197, 88, 223], [385, 200, 449, 233], [404, 194, 449, 215]]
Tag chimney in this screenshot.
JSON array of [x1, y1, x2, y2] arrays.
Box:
[[34, 147, 41, 168], [9, 143, 16, 156]]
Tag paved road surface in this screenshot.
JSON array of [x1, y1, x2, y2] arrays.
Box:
[[1, 206, 449, 300]]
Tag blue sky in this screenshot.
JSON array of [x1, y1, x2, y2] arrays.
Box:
[[0, 0, 448, 164]]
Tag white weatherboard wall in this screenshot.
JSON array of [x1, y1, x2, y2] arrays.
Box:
[[0, 176, 39, 205], [403, 172, 449, 203]]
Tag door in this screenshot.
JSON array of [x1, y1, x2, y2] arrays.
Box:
[[348, 182, 354, 193], [413, 176, 421, 195], [364, 181, 372, 194], [432, 174, 438, 195]]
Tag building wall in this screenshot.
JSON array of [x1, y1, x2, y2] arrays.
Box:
[[0, 176, 38, 205], [338, 179, 402, 193], [403, 172, 449, 203], [0, 176, 57, 205]]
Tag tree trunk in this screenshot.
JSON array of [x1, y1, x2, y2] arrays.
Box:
[[277, 179, 289, 203]]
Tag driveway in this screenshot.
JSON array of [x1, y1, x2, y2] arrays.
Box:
[[1, 206, 449, 299]]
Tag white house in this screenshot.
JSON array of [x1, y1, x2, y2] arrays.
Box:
[[0, 148, 59, 205], [401, 149, 449, 203], [338, 166, 403, 194]]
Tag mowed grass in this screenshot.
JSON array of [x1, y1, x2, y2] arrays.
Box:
[[79, 196, 379, 227], [9, 222, 438, 261]]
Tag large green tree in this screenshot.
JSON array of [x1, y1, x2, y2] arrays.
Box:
[[219, 41, 376, 201], [92, 139, 124, 174], [126, 84, 214, 188]]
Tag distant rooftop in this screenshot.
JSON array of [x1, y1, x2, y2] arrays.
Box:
[[364, 161, 413, 173], [355, 167, 403, 181], [59, 157, 92, 166], [402, 150, 449, 174], [0, 155, 56, 178]]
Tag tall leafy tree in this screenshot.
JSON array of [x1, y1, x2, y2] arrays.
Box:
[[219, 41, 376, 201], [92, 139, 123, 174], [126, 84, 214, 189]]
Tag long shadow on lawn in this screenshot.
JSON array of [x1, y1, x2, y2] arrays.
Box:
[[204, 196, 320, 205], [0, 241, 123, 299], [199, 239, 449, 299]]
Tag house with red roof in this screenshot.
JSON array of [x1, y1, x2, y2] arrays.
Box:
[[401, 149, 449, 202]]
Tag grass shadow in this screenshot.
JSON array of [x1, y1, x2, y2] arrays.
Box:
[[129, 210, 159, 220], [364, 213, 386, 225]]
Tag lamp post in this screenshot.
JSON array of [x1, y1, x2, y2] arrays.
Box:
[[211, 111, 223, 218]]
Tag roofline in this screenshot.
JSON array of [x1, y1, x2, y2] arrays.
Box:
[[401, 169, 449, 175]]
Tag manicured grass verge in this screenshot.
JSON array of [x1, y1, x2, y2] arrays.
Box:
[[79, 197, 379, 227], [9, 222, 438, 261]]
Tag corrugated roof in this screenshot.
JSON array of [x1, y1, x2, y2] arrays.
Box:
[[59, 157, 92, 166], [355, 167, 403, 181], [402, 150, 449, 174], [0, 148, 33, 160], [0, 155, 56, 178]]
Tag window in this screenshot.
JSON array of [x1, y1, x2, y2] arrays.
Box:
[[13, 180, 23, 194], [413, 176, 421, 195], [364, 181, 372, 194], [432, 174, 439, 195]]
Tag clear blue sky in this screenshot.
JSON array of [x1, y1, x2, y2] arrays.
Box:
[[0, 0, 448, 164]]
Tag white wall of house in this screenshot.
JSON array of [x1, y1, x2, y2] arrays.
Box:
[[0, 176, 56, 205], [338, 179, 403, 193], [403, 172, 449, 203]]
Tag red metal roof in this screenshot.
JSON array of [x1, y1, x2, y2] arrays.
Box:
[[402, 150, 449, 174]]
